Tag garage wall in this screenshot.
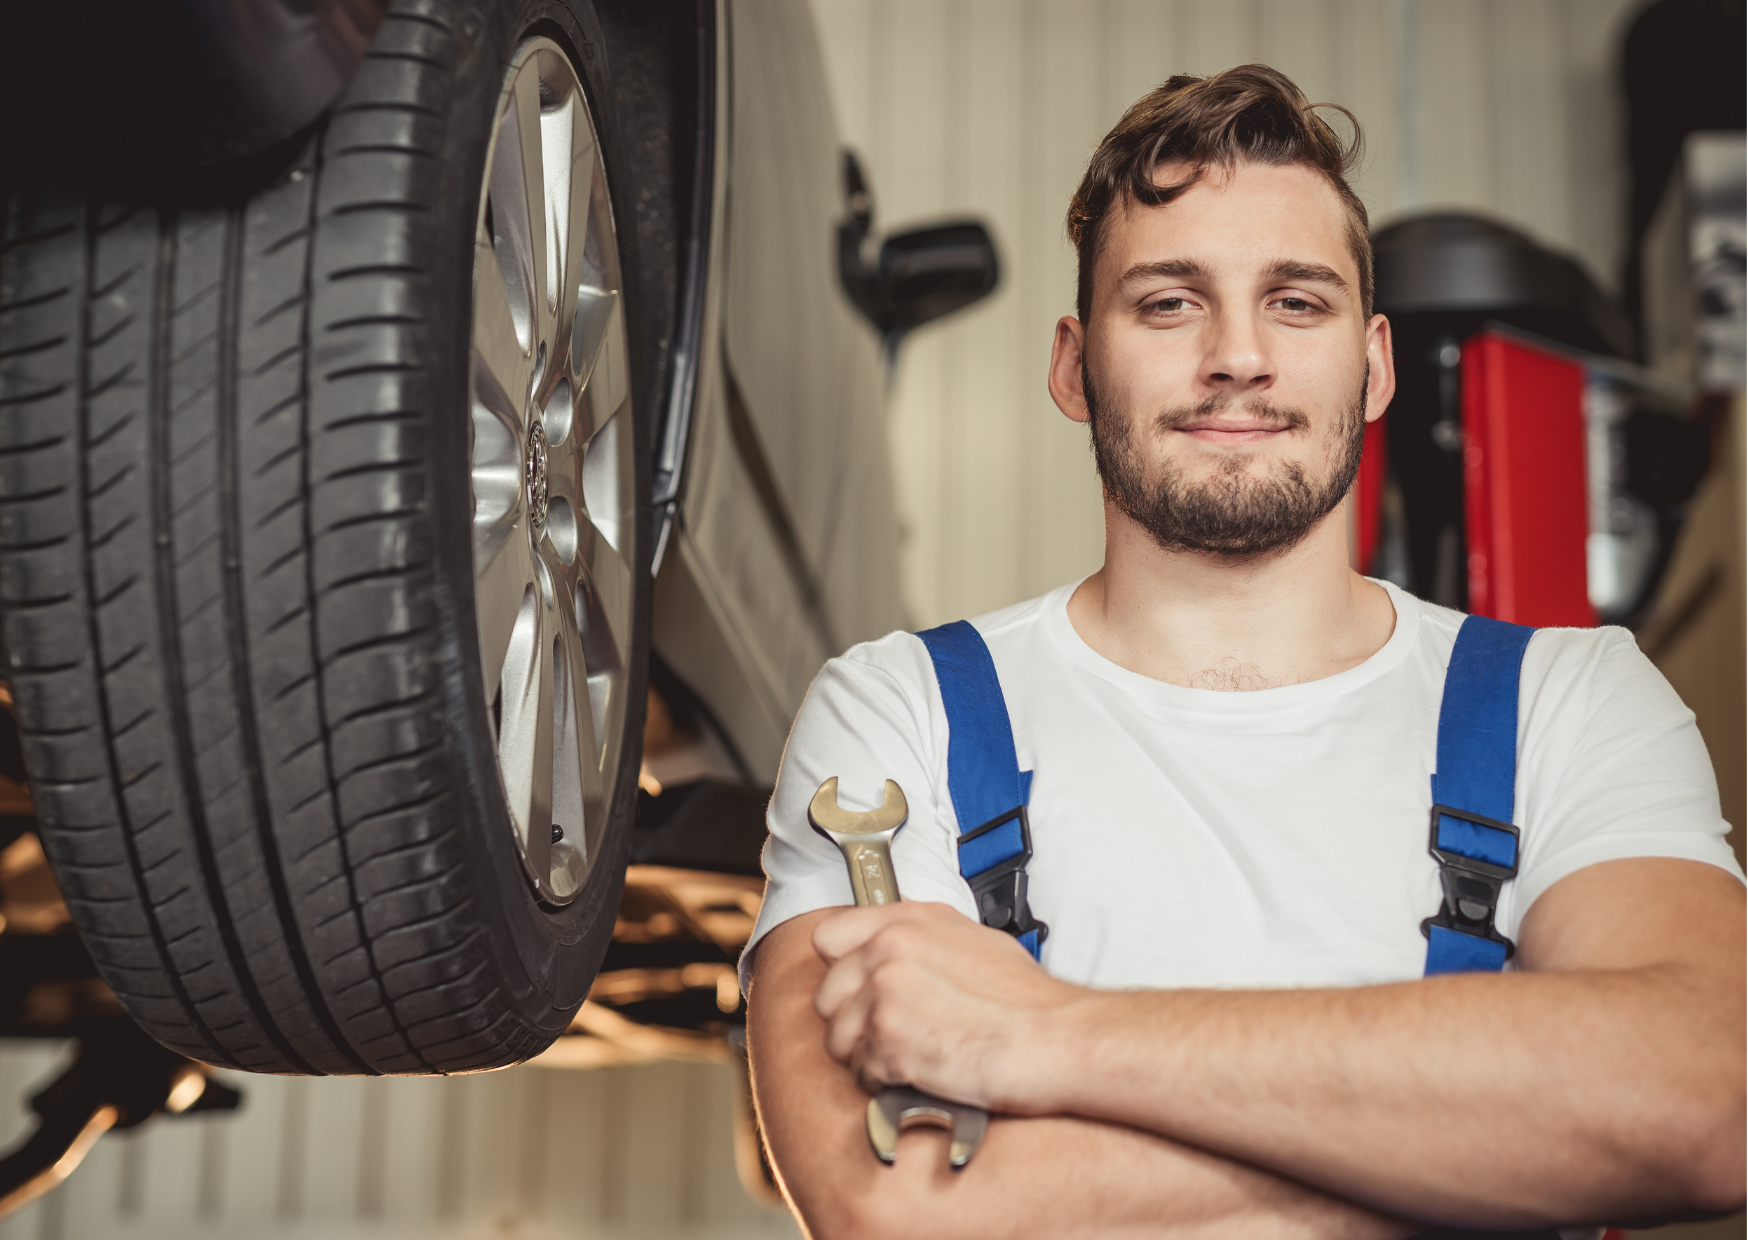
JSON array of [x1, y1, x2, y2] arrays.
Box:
[[0, 1043, 796, 1240], [807, 0, 1647, 626]]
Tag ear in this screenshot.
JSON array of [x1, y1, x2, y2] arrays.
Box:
[[1048, 316, 1091, 424], [1363, 313, 1395, 423]]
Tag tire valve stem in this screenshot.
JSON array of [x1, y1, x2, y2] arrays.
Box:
[[551, 824, 564, 844]]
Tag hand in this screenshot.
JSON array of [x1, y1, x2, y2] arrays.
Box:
[[810, 901, 1082, 1113]]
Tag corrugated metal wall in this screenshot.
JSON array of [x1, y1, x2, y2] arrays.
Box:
[[0, 3, 1649, 1235], [0, 1042, 795, 1240], [810, 0, 1645, 627]]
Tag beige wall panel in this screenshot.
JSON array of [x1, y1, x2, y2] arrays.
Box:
[[1488, 0, 1573, 248], [60, 1121, 125, 1235], [211, 1071, 290, 1223], [538, 1066, 606, 1225], [1412, 1, 1494, 211], [133, 1102, 207, 1225], [1026, 1, 1111, 608], [1180, 0, 1257, 74], [1335, 0, 1405, 225], [0, 1045, 59, 1236], [619, 1059, 689, 1233], [301, 1075, 367, 1218], [0, 1054, 798, 1238], [870, 0, 951, 222], [1259, 0, 1338, 102], [1102, 0, 1178, 112], [940, 1, 1028, 620], [1559, 0, 1641, 296]]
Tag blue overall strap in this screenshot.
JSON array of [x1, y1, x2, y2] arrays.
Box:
[[1422, 615, 1535, 976], [916, 621, 1048, 960]]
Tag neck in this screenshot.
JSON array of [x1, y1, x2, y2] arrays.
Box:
[[1066, 496, 1396, 690]]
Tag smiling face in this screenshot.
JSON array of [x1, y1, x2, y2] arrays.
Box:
[[1051, 159, 1395, 560]]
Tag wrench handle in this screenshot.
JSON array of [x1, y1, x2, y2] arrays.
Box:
[[838, 838, 901, 908]]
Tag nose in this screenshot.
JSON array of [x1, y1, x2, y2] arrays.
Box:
[[1202, 303, 1274, 394]]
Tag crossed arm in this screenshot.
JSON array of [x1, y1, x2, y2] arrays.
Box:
[[745, 858, 1745, 1239]]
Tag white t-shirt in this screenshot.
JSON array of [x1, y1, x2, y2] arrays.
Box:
[[744, 580, 1742, 991]]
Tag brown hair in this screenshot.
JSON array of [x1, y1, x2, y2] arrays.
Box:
[[1067, 64, 1372, 325]]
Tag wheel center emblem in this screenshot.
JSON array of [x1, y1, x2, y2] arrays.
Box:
[[526, 422, 549, 531]]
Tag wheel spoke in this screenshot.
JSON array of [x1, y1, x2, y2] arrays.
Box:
[[583, 517, 634, 670], [472, 238, 533, 426], [486, 69, 541, 354], [475, 532, 535, 695], [510, 63, 554, 351], [471, 242, 528, 542], [580, 410, 623, 552], [551, 96, 597, 379], [499, 578, 555, 880], [570, 285, 616, 400], [554, 586, 593, 828], [544, 91, 596, 343], [576, 293, 628, 442]]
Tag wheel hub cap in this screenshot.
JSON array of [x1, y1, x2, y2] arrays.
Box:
[[525, 422, 549, 531]]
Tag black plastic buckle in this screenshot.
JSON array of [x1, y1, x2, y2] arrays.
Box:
[[957, 806, 1049, 948], [1419, 804, 1519, 959]]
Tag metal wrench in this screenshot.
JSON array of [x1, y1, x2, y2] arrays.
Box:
[[808, 777, 990, 1169]]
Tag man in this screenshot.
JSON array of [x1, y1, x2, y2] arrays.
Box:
[[742, 64, 1745, 1238]]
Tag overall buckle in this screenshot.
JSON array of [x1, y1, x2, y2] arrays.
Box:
[[957, 806, 1049, 950], [1420, 804, 1519, 960]]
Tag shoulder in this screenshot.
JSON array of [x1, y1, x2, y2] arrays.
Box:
[[1522, 621, 1641, 678], [1392, 585, 1655, 707], [823, 585, 1072, 701], [1518, 622, 1689, 739]]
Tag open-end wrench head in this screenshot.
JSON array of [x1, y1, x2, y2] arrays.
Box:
[[865, 1086, 989, 1169], [808, 777, 908, 841]]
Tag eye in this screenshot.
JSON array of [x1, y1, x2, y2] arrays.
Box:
[[1277, 297, 1311, 311], [1145, 297, 1189, 314]]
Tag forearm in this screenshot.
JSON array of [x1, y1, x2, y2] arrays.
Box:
[[750, 912, 1413, 1240], [1039, 972, 1709, 1226], [762, 1103, 1413, 1240], [1014, 865, 1745, 1228]]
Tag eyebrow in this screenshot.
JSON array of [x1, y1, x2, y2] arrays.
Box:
[[1115, 257, 1352, 297], [1116, 258, 1211, 289], [1261, 259, 1350, 294]]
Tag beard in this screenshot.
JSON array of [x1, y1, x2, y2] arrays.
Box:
[[1086, 367, 1368, 559]]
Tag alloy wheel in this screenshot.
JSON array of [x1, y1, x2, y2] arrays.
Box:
[[469, 35, 635, 905]]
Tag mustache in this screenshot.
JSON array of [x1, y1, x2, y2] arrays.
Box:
[[1151, 391, 1312, 434]]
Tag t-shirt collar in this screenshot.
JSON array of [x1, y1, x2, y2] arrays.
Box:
[[1037, 576, 1422, 722]]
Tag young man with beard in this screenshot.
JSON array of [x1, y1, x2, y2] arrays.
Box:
[[741, 65, 1745, 1238]]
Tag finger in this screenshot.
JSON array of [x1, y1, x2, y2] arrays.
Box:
[[851, 994, 910, 1092], [811, 903, 909, 962], [812, 948, 873, 1022], [823, 978, 879, 1067], [810, 905, 884, 963], [812, 900, 964, 963]]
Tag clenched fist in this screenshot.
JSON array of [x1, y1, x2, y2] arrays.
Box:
[[810, 901, 1083, 1113]]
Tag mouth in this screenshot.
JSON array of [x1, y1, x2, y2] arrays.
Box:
[[1173, 420, 1294, 445]]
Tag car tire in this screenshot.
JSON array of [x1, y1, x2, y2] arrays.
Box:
[[0, 0, 651, 1074]]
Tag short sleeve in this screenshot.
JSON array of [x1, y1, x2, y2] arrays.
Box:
[[739, 638, 980, 990], [1504, 628, 1744, 937]]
